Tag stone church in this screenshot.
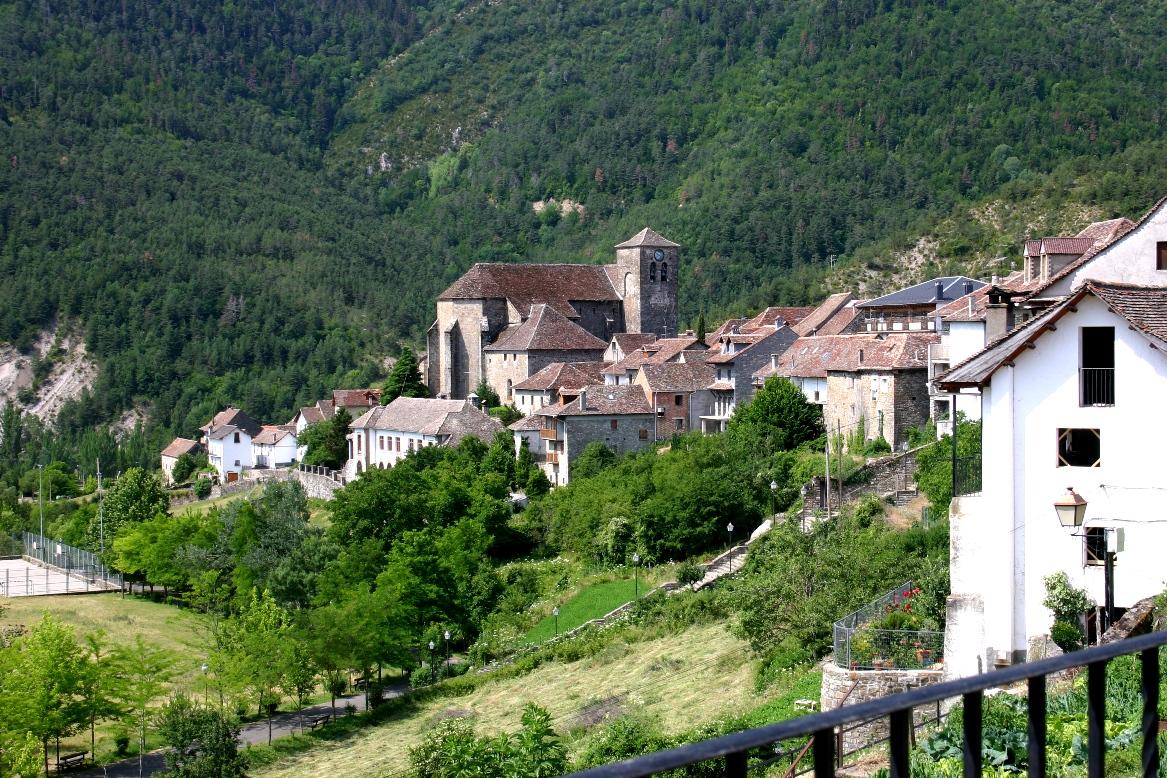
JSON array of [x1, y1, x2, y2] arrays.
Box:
[[426, 228, 680, 400]]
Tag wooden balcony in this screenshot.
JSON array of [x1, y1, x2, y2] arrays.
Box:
[[545, 451, 559, 465], [540, 427, 558, 441]]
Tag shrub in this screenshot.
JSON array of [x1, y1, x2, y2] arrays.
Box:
[[1051, 620, 1084, 652], [864, 437, 892, 455], [193, 477, 212, 499], [676, 560, 704, 586]]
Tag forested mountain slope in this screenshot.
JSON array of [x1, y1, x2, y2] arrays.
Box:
[[3, 0, 1167, 443]]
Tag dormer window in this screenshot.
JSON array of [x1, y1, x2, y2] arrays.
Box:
[[649, 262, 657, 282], [1157, 242, 1167, 271]]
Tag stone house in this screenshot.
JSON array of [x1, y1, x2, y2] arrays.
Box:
[[345, 397, 503, 479], [518, 384, 654, 486], [427, 228, 680, 399], [160, 438, 202, 486], [483, 304, 608, 405], [854, 277, 986, 333], [702, 317, 799, 432], [634, 361, 716, 440], [201, 407, 262, 482], [512, 361, 605, 414], [601, 333, 704, 385]]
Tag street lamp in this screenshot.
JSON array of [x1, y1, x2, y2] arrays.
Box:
[[727, 522, 734, 547], [552, 606, 560, 637], [428, 640, 436, 684], [200, 663, 209, 706], [770, 480, 778, 516], [443, 630, 451, 677], [1053, 486, 1087, 528], [632, 553, 640, 599]]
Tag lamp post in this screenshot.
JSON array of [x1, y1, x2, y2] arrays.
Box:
[[37, 463, 44, 543], [443, 630, 451, 677], [1052, 487, 1116, 632], [200, 663, 209, 707], [632, 553, 640, 599], [428, 640, 436, 684], [770, 480, 778, 517], [552, 606, 560, 637], [727, 522, 734, 547]]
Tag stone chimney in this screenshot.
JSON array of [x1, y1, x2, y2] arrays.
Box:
[[963, 279, 973, 296], [578, 387, 587, 410], [770, 353, 779, 370], [935, 280, 945, 300], [985, 286, 1016, 342]]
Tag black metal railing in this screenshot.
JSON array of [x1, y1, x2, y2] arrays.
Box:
[[1080, 367, 1115, 406], [567, 629, 1167, 778], [953, 455, 981, 496]]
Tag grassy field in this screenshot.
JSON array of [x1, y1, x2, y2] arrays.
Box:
[[523, 578, 639, 643], [250, 621, 815, 778]]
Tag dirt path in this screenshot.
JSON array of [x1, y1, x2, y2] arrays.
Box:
[[75, 683, 409, 778]]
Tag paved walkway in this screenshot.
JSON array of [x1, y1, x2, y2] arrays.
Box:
[[76, 682, 408, 777]]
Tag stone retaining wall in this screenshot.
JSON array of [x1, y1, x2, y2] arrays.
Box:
[[820, 660, 943, 752], [292, 469, 343, 500]]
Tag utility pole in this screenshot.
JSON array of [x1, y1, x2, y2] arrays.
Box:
[[97, 458, 105, 557], [37, 462, 44, 541], [824, 432, 831, 518], [836, 419, 844, 508]]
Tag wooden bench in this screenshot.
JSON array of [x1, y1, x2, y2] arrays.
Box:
[[307, 714, 331, 730], [57, 751, 88, 772]]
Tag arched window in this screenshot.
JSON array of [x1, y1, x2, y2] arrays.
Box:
[[661, 262, 668, 282], [649, 262, 657, 282], [506, 379, 513, 400]]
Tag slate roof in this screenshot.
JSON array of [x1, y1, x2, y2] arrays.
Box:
[[333, 388, 382, 408], [793, 293, 856, 336], [638, 361, 716, 393], [202, 407, 262, 437], [513, 361, 607, 392], [436, 406, 505, 446], [705, 318, 748, 347], [752, 333, 936, 382], [614, 227, 680, 248], [540, 384, 652, 417], [485, 304, 609, 352], [206, 424, 246, 441], [161, 438, 201, 459], [857, 277, 986, 309], [610, 332, 657, 356], [937, 281, 1167, 389], [253, 426, 295, 446], [438, 263, 620, 319], [508, 414, 546, 432], [350, 398, 468, 434]]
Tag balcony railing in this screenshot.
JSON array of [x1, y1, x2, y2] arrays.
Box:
[[567, 629, 1167, 778], [1080, 367, 1115, 406], [953, 455, 981, 496], [539, 427, 558, 441], [545, 451, 559, 465]]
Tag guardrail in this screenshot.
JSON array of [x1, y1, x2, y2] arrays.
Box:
[[567, 629, 1167, 778]]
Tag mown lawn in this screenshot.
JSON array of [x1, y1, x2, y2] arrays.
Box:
[[523, 578, 640, 643]]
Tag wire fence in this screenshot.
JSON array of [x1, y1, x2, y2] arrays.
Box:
[[833, 581, 931, 669], [0, 532, 124, 597]]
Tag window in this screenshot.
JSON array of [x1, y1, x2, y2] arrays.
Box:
[[507, 379, 513, 400], [639, 428, 648, 440], [1080, 327, 1115, 405], [1158, 242, 1167, 270], [674, 394, 683, 406], [379, 436, 385, 450], [649, 262, 657, 282], [1057, 428, 1101, 467], [661, 263, 668, 282], [395, 437, 401, 451], [610, 419, 618, 430], [233, 432, 240, 444], [673, 418, 683, 431], [357, 436, 361, 453], [1084, 527, 1107, 566]]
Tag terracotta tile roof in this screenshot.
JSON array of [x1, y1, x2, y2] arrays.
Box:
[[540, 384, 652, 417], [708, 380, 735, 392], [753, 333, 937, 382], [1033, 208, 1150, 296], [678, 349, 711, 364], [484, 304, 609, 352], [298, 406, 326, 425], [741, 306, 815, 332], [610, 332, 657, 356], [937, 280, 1167, 390], [602, 345, 659, 375], [202, 407, 262, 437], [317, 400, 336, 420], [614, 227, 680, 248], [514, 361, 606, 392], [351, 397, 471, 435], [333, 388, 382, 409], [935, 272, 1037, 323], [705, 318, 748, 347], [638, 361, 716, 392], [508, 414, 545, 431], [436, 407, 505, 446], [1024, 239, 1043, 257], [253, 426, 295, 445], [813, 304, 862, 335], [161, 437, 201, 459], [793, 293, 855, 336], [438, 263, 620, 319], [644, 336, 701, 363], [706, 333, 766, 364], [1040, 237, 1095, 255], [857, 277, 986, 309]]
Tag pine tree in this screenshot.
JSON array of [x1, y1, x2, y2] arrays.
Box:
[[695, 312, 707, 343], [382, 348, 428, 405]]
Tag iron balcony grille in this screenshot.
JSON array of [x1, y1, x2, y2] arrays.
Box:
[[953, 455, 981, 497], [567, 629, 1167, 778], [1080, 367, 1115, 406]]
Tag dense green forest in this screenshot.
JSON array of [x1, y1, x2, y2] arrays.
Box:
[[4, 0, 1167, 454]]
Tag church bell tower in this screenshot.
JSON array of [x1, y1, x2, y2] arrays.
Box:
[[614, 227, 679, 337]]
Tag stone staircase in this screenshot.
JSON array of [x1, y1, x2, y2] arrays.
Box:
[[892, 486, 918, 507], [691, 544, 750, 590]]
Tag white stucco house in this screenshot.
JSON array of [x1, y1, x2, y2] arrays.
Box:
[[201, 407, 262, 483], [939, 280, 1167, 677], [345, 397, 504, 479], [252, 426, 298, 469], [160, 437, 202, 486]]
